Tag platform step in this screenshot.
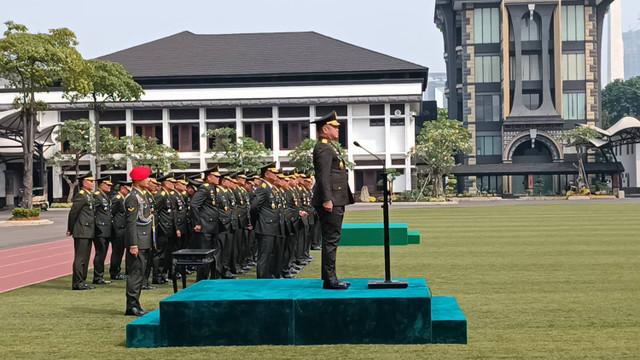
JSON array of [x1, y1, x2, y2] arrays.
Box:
[[408, 231, 421, 244], [340, 223, 408, 246], [431, 297, 467, 344], [126, 309, 162, 348]]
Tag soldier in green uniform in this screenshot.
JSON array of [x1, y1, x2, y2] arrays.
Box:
[[109, 181, 130, 280], [173, 176, 190, 251], [93, 176, 114, 285], [153, 174, 178, 284], [312, 111, 355, 290], [218, 174, 238, 278], [191, 167, 223, 280], [141, 177, 159, 291], [251, 165, 286, 278], [235, 174, 254, 271], [67, 172, 96, 291], [125, 167, 154, 317]]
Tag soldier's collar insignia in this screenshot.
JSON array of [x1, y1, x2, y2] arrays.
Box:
[[321, 138, 328, 144], [216, 188, 220, 193], [127, 207, 135, 212], [169, 191, 175, 195]]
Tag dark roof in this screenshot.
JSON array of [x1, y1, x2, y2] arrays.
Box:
[[98, 31, 427, 79], [448, 162, 624, 176]]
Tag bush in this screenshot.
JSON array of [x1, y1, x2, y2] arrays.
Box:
[[11, 208, 41, 220], [50, 203, 73, 208]]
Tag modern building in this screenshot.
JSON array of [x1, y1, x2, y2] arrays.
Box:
[[434, 0, 620, 195], [623, 29, 640, 80], [0, 31, 428, 204]]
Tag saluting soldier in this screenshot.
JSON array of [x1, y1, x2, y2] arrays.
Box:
[[252, 165, 286, 278], [67, 172, 96, 291], [125, 166, 154, 316], [109, 181, 130, 280], [93, 176, 114, 285], [312, 111, 355, 290], [190, 167, 222, 280]]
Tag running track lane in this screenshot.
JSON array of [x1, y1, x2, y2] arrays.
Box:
[[0, 238, 114, 294]]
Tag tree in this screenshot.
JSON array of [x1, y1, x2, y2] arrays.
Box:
[[123, 134, 188, 174], [288, 139, 354, 175], [0, 21, 85, 208], [204, 128, 272, 173], [63, 59, 143, 177], [602, 77, 640, 128], [561, 126, 602, 193], [411, 117, 472, 199], [47, 119, 126, 202]]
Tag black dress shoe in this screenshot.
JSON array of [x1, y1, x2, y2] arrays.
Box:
[[141, 285, 157, 291], [221, 272, 237, 279], [110, 274, 126, 280], [73, 285, 92, 291], [281, 272, 294, 279], [92, 279, 111, 285], [311, 246, 322, 251], [323, 281, 349, 290], [125, 307, 148, 317]]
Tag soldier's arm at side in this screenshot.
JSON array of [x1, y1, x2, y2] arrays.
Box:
[[315, 146, 334, 205], [124, 194, 139, 255], [190, 188, 206, 231], [67, 193, 83, 235]]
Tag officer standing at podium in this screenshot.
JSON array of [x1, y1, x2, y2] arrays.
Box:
[[312, 111, 354, 290]]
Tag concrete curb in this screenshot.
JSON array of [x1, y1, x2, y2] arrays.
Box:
[[0, 219, 55, 227]]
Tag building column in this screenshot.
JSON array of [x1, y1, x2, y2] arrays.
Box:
[[125, 109, 133, 178], [198, 108, 207, 170], [404, 103, 413, 191], [347, 105, 355, 192], [272, 106, 280, 167]]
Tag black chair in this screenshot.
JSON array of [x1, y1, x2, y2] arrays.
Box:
[[171, 249, 217, 293]]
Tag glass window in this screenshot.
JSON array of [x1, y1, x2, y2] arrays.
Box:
[[60, 111, 90, 122], [132, 109, 162, 121], [521, 16, 540, 41], [243, 122, 273, 149], [135, 124, 163, 144], [475, 56, 500, 83], [100, 110, 126, 121], [476, 132, 502, 156], [523, 93, 541, 111], [369, 119, 384, 127], [171, 123, 200, 152], [170, 108, 199, 120], [474, 8, 499, 44], [279, 121, 309, 150], [521, 54, 541, 81], [206, 122, 236, 149], [476, 94, 500, 122], [562, 53, 586, 80], [242, 107, 272, 119], [206, 108, 236, 119], [563, 92, 586, 120], [279, 106, 309, 118], [390, 118, 405, 126], [562, 5, 585, 41]]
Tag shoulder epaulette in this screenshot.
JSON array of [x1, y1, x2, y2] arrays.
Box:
[[116, 194, 122, 199], [169, 191, 175, 195], [161, 191, 166, 196], [216, 188, 221, 193], [78, 190, 85, 195], [94, 191, 100, 196], [204, 183, 210, 187], [261, 183, 267, 188], [321, 139, 328, 144]]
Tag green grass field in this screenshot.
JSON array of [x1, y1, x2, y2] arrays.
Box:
[[1, 203, 639, 359]]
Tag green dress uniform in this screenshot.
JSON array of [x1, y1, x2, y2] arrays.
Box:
[[110, 192, 127, 278], [312, 137, 355, 286], [93, 189, 113, 283], [153, 189, 175, 283], [190, 182, 221, 279], [218, 187, 236, 278], [125, 187, 154, 314], [68, 189, 95, 290], [174, 190, 190, 249], [252, 180, 285, 278]]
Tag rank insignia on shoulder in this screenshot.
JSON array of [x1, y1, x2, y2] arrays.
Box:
[[161, 191, 166, 196], [216, 188, 220, 193], [116, 194, 121, 199], [79, 190, 85, 195], [94, 191, 100, 196], [261, 183, 267, 188], [204, 183, 210, 187], [321, 139, 328, 144], [127, 207, 135, 212], [170, 191, 175, 195]]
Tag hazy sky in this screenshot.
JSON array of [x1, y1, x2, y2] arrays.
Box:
[[2, 0, 638, 74]]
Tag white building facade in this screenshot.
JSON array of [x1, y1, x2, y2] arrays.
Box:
[[0, 31, 428, 203]]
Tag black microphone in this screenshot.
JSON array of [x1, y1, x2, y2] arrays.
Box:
[[353, 141, 383, 162]]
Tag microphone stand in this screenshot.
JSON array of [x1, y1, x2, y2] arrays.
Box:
[[353, 142, 408, 289]]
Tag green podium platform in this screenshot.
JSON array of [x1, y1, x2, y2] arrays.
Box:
[[126, 278, 466, 347], [340, 223, 420, 246]]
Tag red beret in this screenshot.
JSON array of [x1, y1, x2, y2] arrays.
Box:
[[130, 166, 151, 181]]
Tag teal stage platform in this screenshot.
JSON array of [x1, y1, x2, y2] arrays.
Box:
[[340, 223, 421, 246], [127, 278, 466, 347]]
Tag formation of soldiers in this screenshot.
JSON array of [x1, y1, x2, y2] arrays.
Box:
[[67, 164, 322, 316]]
